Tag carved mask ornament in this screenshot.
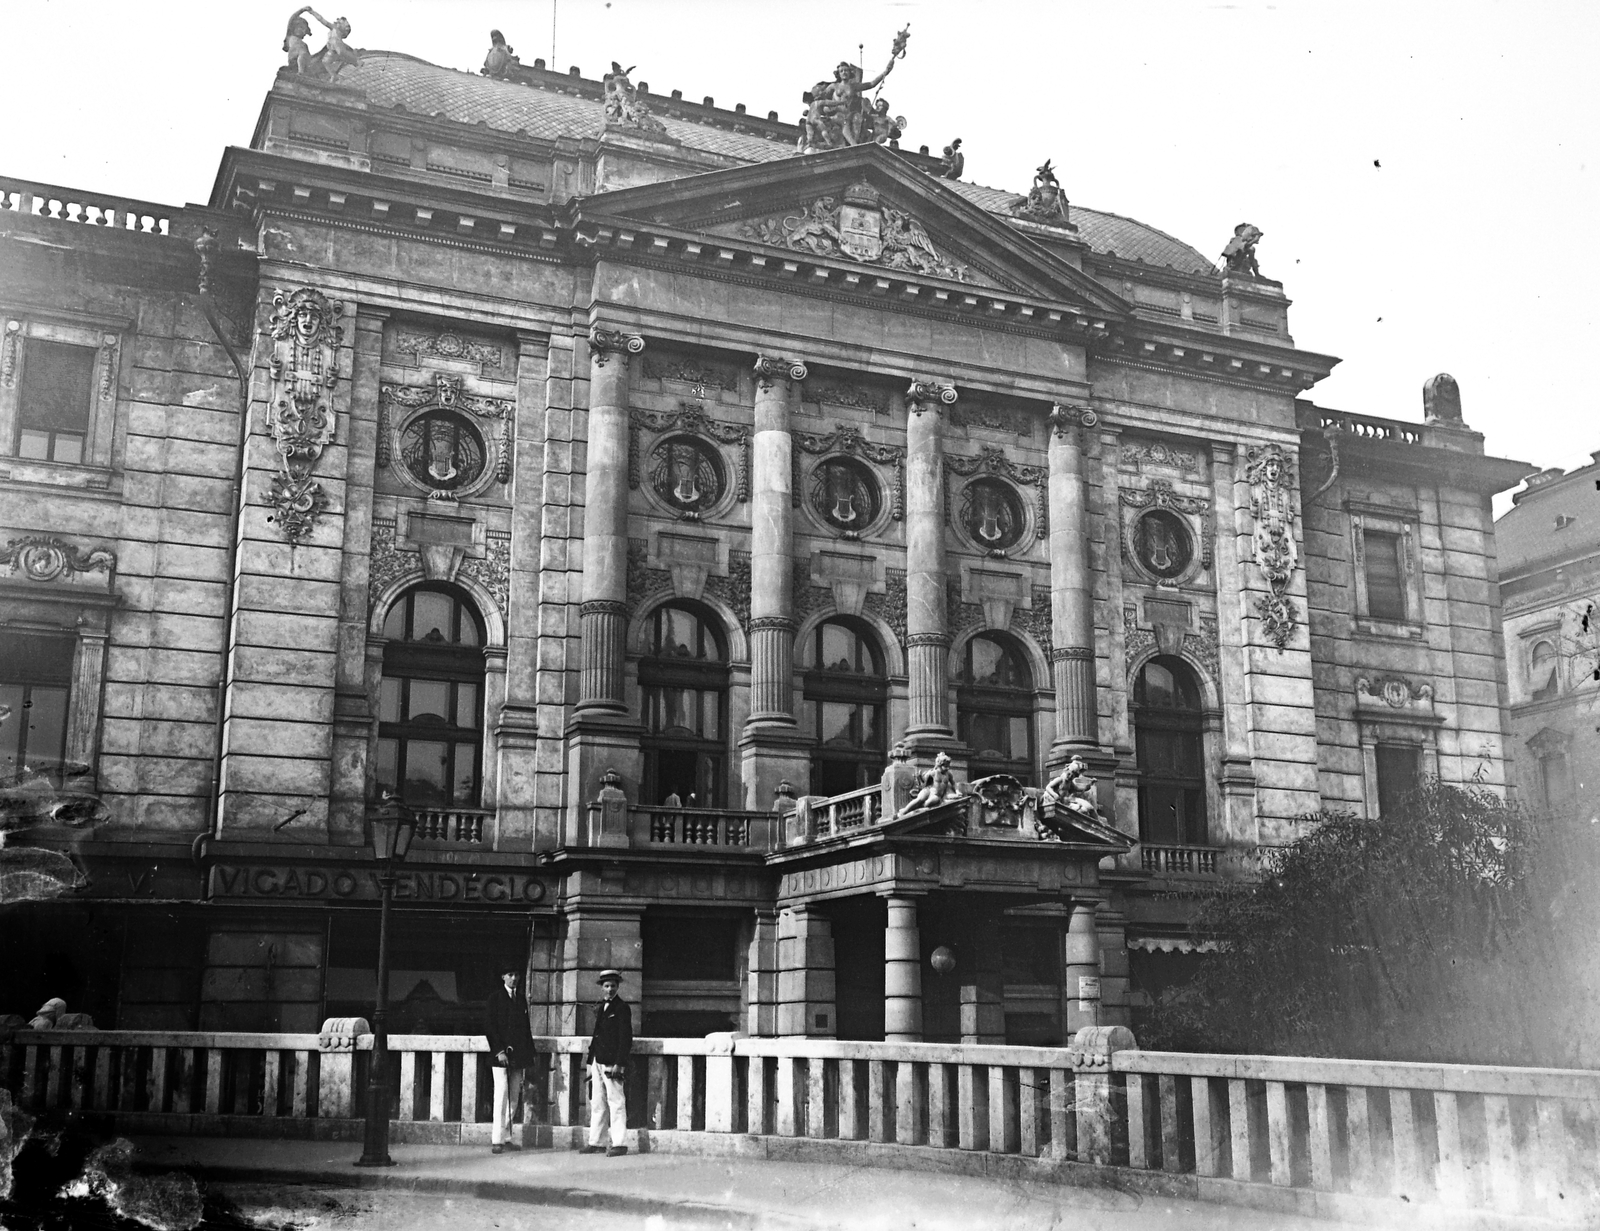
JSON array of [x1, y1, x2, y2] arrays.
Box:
[[264, 287, 344, 541]]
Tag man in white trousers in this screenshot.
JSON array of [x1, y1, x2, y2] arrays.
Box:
[[483, 962, 534, 1154], [578, 969, 632, 1156]]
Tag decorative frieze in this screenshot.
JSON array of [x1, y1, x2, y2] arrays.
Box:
[[1356, 675, 1436, 712], [738, 183, 971, 283], [625, 538, 671, 614], [949, 401, 1034, 437], [1012, 585, 1054, 657], [946, 576, 984, 637], [392, 328, 506, 373], [1123, 605, 1156, 668], [1119, 478, 1213, 583], [1121, 441, 1198, 473], [793, 424, 905, 526], [805, 377, 890, 415], [703, 549, 752, 633], [99, 334, 118, 400], [459, 530, 512, 615], [864, 568, 907, 651], [628, 402, 750, 516], [379, 373, 514, 500], [0, 535, 116, 584], [944, 446, 1049, 542], [1, 320, 19, 387], [643, 349, 739, 394], [264, 286, 344, 541], [1244, 443, 1300, 650]]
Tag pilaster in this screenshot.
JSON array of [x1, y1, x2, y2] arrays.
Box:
[[775, 906, 836, 1038], [1211, 444, 1258, 843]]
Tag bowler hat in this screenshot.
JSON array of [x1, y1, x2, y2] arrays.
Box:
[[596, 969, 623, 985]]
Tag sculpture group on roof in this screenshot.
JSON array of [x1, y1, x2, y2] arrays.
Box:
[[1221, 223, 1264, 278], [482, 29, 521, 80], [602, 62, 667, 134], [283, 7, 359, 83], [798, 26, 911, 154], [1011, 160, 1074, 229], [937, 139, 964, 180]]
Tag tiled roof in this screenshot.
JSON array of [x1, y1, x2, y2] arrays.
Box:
[[1496, 461, 1600, 574], [342, 52, 1218, 277]]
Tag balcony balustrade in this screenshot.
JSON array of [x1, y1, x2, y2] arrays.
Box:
[[1, 175, 173, 236]]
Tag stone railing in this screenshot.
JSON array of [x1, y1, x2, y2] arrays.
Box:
[[5, 1027, 1596, 1222], [633, 806, 778, 851], [411, 807, 491, 846], [1139, 844, 1221, 875], [1316, 410, 1423, 446], [1, 176, 173, 237], [806, 784, 883, 836]]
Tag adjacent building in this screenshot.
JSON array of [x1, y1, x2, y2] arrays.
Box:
[[0, 40, 1532, 1044]]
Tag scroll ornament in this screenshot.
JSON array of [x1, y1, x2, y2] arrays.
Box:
[[264, 287, 344, 541], [1245, 443, 1299, 649]]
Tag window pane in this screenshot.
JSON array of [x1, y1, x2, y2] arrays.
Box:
[[862, 704, 884, 750], [407, 679, 450, 725], [661, 687, 693, 734], [379, 678, 402, 724], [375, 738, 399, 791], [1139, 784, 1184, 845], [1009, 716, 1030, 759], [403, 740, 450, 806], [800, 699, 818, 737], [16, 429, 50, 460], [412, 592, 454, 643], [968, 638, 1005, 685], [1375, 744, 1420, 816], [1365, 531, 1407, 621], [382, 600, 405, 641], [51, 434, 84, 465], [820, 702, 856, 747], [699, 691, 719, 741], [23, 685, 69, 772], [456, 608, 480, 647], [20, 340, 96, 433], [0, 683, 24, 781], [454, 682, 478, 730], [452, 743, 478, 804], [820, 623, 858, 672], [658, 608, 699, 657], [968, 712, 1008, 758]]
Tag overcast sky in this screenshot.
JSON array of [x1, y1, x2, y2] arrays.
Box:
[[4, 1, 1594, 511]]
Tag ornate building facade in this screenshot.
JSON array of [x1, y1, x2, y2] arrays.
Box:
[[0, 40, 1531, 1043]]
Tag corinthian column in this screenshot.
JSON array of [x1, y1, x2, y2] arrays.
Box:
[[1048, 404, 1100, 755], [748, 356, 808, 723], [904, 379, 958, 745], [577, 326, 643, 713], [740, 356, 813, 807]]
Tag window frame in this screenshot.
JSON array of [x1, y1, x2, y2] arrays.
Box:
[[0, 311, 124, 478], [955, 632, 1036, 783], [1349, 505, 1425, 640], [802, 617, 889, 795], [638, 603, 730, 807], [1131, 655, 1209, 846]]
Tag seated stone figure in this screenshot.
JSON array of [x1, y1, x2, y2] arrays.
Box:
[[1040, 756, 1103, 829], [895, 751, 958, 817]]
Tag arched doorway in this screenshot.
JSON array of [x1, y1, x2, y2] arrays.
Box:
[[377, 585, 486, 807], [802, 617, 888, 797], [639, 602, 729, 806], [1132, 655, 1207, 845], [957, 633, 1035, 782]]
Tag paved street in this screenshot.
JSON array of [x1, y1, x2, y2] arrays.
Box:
[[133, 1139, 1382, 1231]]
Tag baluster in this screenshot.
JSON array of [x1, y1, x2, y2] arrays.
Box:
[[1389, 1088, 1423, 1201], [430, 1052, 447, 1122], [1191, 1075, 1223, 1176], [834, 1058, 859, 1140], [676, 1054, 696, 1129], [21, 1045, 41, 1111], [291, 1051, 309, 1117], [397, 1052, 417, 1121], [705, 1050, 735, 1133], [233, 1052, 253, 1114], [645, 1055, 669, 1129], [67, 1046, 88, 1110], [927, 1062, 954, 1148], [549, 1051, 575, 1127], [1265, 1080, 1292, 1186], [1158, 1075, 1182, 1172], [1345, 1086, 1375, 1194], [120, 1045, 142, 1113], [958, 1064, 987, 1151], [776, 1057, 801, 1137], [1019, 1067, 1040, 1157], [263, 1051, 281, 1117], [807, 1058, 828, 1139], [988, 1065, 1017, 1153], [1305, 1082, 1334, 1190], [93, 1047, 113, 1110], [867, 1059, 888, 1143], [1050, 1068, 1074, 1161], [1227, 1078, 1253, 1182], [896, 1060, 922, 1146], [1483, 1093, 1520, 1213], [746, 1054, 770, 1135], [461, 1051, 480, 1125], [1127, 1073, 1150, 1169], [148, 1047, 169, 1114], [1532, 1098, 1569, 1215], [45, 1045, 66, 1110], [205, 1049, 223, 1115]]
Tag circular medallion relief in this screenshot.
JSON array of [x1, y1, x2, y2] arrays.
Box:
[[1132, 509, 1193, 579], [649, 436, 725, 515], [400, 412, 488, 493], [961, 478, 1027, 552], [811, 457, 881, 533]]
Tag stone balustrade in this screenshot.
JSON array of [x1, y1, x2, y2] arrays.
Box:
[[410, 807, 491, 846], [1139, 843, 1222, 875], [1, 176, 173, 236], [5, 1027, 1595, 1222], [1316, 410, 1423, 446], [635, 805, 776, 849]]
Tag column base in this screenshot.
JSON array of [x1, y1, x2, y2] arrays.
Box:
[[737, 722, 814, 811], [563, 711, 644, 847]]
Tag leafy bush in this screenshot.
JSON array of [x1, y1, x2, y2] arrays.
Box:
[[1145, 781, 1600, 1066]]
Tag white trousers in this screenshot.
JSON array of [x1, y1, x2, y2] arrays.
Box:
[[587, 1062, 628, 1147], [490, 1065, 524, 1144]]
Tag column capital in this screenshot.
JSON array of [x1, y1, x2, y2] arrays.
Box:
[[907, 378, 958, 415], [753, 355, 808, 389], [1048, 403, 1098, 437], [589, 326, 644, 366], [750, 615, 799, 634]]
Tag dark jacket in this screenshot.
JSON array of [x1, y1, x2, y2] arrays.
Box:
[[587, 995, 633, 1067], [484, 985, 535, 1068]]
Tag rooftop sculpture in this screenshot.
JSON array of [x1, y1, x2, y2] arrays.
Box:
[[482, 29, 520, 80], [1221, 223, 1264, 278], [603, 62, 667, 134], [1036, 756, 1103, 840], [937, 139, 965, 180], [283, 7, 360, 83], [798, 26, 911, 154], [1012, 160, 1075, 229]]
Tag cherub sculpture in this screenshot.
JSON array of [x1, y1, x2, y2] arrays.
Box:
[[938, 139, 964, 180], [797, 26, 911, 153], [1221, 223, 1263, 278], [1039, 756, 1103, 835], [284, 8, 359, 83], [895, 751, 959, 817]]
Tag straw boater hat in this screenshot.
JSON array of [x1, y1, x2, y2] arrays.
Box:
[[596, 969, 623, 985]]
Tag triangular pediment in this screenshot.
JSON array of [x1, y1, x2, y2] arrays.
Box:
[[574, 144, 1129, 314]]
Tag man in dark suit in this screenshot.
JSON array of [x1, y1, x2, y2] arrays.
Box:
[[484, 961, 535, 1154], [579, 968, 632, 1156]]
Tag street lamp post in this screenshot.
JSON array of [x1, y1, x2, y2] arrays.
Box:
[[355, 791, 415, 1168]]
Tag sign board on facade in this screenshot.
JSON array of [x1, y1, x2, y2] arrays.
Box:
[[209, 864, 549, 906]]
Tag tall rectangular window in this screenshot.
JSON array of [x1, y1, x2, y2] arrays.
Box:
[[1363, 530, 1407, 621], [1374, 743, 1421, 816], [18, 340, 97, 464], [0, 633, 75, 784]]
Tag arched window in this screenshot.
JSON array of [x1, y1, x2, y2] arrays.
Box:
[[957, 634, 1035, 782], [802, 618, 888, 796], [1529, 640, 1559, 701], [377, 587, 485, 808], [1132, 656, 1207, 845], [640, 603, 728, 806]]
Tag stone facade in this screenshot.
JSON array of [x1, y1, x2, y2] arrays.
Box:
[[0, 49, 1530, 1042]]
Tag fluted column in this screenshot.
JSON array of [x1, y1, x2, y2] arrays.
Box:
[[748, 356, 808, 723], [883, 894, 924, 1042], [905, 380, 957, 741], [1047, 404, 1100, 754], [577, 327, 642, 712]]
